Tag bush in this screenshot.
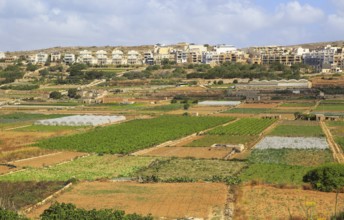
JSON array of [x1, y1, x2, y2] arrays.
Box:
[[0, 208, 28, 220], [49, 91, 62, 99], [40, 203, 153, 220], [303, 164, 344, 192]]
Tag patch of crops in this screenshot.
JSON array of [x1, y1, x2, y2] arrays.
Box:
[[0, 155, 158, 181], [185, 135, 258, 147], [36, 115, 233, 153], [315, 103, 344, 111], [0, 113, 65, 124], [208, 118, 276, 136], [280, 102, 315, 107], [14, 125, 87, 132], [335, 137, 344, 151], [143, 104, 184, 112], [255, 137, 329, 150], [239, 163, 312, 185], [136, 158, 246, 182], [249, 149, 334, 166], [224, 108, 272, 114], [0, 181, 65, 210], [268, 124, 324, 137]]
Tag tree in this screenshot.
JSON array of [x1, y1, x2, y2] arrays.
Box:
[[0, 208, 28, 220], [68, 88, 78, 98], [49, 91, 62, 99], [183, 103, 190, 110]]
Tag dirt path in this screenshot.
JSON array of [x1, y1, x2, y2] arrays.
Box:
[[132, 119, 239, 156], [320, 121, 344, 163]]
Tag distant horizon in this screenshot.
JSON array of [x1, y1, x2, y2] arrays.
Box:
[[1, 0, 344, 51]]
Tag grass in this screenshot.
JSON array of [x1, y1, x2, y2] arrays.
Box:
[[280, 102, 315, 107], [185, 135, 258, 147], [13, 125, 88, 132], [136, 158, 247, 181], [0, 113, 65, 124], [327, 121, 344, 127], [0, 155, 159, 181], [335, 137, 344, 151], [0, 181, 65, 210], [142, 104, 184, 112], [249, 149, 334, 166], [268, 124, 324, 137], [239, 163, 312, 186], [315, 103, 344, 111]]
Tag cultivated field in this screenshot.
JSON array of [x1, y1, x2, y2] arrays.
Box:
[[136, 158, 246, 181], [0, 155, 158, 181], [142, 146, 233, 159], [255, 137, 329, 150], [185, 135, 258, 147], [315, 103, 344, 111], [36, 116, 233, 154], [235, 185, 344, 220], [208, 118, 276, 135], [268, 122, 324, 137], [29, 182, 228, 219]]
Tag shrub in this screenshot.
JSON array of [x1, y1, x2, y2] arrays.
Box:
[[0, 208, 28, 220], [303, 164, 344, 192]]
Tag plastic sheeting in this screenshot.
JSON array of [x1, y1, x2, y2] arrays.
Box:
[[35, 115, 126, 126]]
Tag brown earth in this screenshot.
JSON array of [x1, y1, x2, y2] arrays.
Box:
[[142, 146, 232, 159], [235, 185, 344, 220], [28, 182, 228, 219]]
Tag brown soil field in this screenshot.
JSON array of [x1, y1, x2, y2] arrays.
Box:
[[11, 151, 88, 168], [142, 146, 232, 159], [238, 103, 280, 109], [235, 185, 344, 220], [28, 182, 228, 219], [311, 77, 344, 87]]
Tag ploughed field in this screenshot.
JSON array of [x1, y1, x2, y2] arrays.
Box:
[[36, 115, 233, 154], [28, 182, 228, 220]]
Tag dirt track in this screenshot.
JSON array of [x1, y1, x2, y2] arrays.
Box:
[[320, 121, 344, 163]]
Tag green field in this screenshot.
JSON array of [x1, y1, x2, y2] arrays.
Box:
[[185, 135, 258, 147], [280, 102, 315, 107], [208, 118, 275, 136], [0, 113, 65, 124], [224, 108, 273, 114], [268, 124, 324, 137], [335, 137, 344, 151], [14, 125, 88, 132], [136, 158, 246, 182], [249, 149, 333, 166], [315, 103, 344, 111], [0, 181, 65, 210], [36, 116, 233, 153], [0, 155, 158, 182], [239, 163, 312, 186]]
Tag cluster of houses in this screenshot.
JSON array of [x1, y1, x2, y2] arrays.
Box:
[[1, 43, 344, 73]]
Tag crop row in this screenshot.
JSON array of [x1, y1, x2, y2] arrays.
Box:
[[208, 118, 276, 135], [36, 115, 233, 153]]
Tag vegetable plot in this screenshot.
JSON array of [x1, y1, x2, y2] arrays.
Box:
[[255, 137, 329, 150], [36, 116, 233, 153]]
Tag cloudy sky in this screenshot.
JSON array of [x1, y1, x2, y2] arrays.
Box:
[[0, 0, 343, 51]]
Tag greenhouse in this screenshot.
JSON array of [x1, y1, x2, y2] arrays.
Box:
[[198, 101, 241, 106], [35, 115, 126, 126]]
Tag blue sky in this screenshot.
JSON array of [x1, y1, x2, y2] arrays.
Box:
[[0, 0, 343, 51]]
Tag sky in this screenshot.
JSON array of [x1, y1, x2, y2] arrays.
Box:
[[0, 0, 344, 51]]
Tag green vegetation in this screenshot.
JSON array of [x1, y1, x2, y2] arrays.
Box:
[[185, 135, 257, 147], [303, 164, 344, 192], [249, 149, 333, 166], [0, 181, 65, 210], [143, 104, 183, 112], [269, 124, 324, 137], [315, 103, 344, 111], [280, 102, 315, 107], [224, 108, 273, 114], [0, 84, 39, 90], [239, 163, 312, 186], [14, 125, 87, 132], [0, 208, 28, 220], [208, 118, 275, 136], [40, 203, 153, 220], [0, 65, 24, 84], [49, 91, 62, 99], [0, 155, 158, 181], [0, 113, 64, 124], [136, 158, 246, 183], [335, 137, 344, 151], [36, 116, 233, 153]]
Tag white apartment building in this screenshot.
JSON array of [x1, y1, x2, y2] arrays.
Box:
[[127, 50, 142, 65], [295, 47, 310, 56], [95, 50, 108, 65], [303, 45, 338, 71], [63, 54, 76, 64], [0, 52, 5, 59], [51, 52, 61, 62], [35, 52, 49, 64], [78, 50, 96, 65], [214, 44, 237, 54], [112, 49, 125, 65]]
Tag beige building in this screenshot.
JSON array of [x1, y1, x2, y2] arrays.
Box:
[[127, 50, 142, 65], [112, 49, 125, 65], [51, 52, 61, 62]]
